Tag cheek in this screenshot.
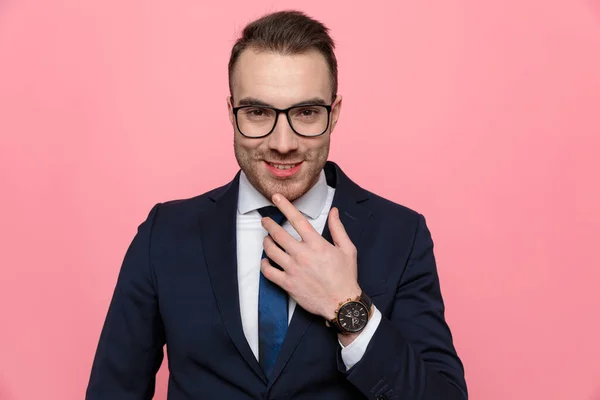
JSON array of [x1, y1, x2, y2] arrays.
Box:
[[304, 137, 330, 154], [235, 136, 264, 154]]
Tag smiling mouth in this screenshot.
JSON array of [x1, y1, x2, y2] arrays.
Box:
[[266, 162, 302, 170]]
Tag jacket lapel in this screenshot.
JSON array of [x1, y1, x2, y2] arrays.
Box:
[[267, 161, 372, 388], [200, 173, 268, 384]]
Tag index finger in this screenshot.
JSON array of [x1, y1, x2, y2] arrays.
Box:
[[272, 193, 319, 241]]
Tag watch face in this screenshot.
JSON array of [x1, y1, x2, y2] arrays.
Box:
[[338, 301, 369, 333]]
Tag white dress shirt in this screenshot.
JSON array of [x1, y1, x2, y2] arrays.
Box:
[[236, 169, 382, 370]]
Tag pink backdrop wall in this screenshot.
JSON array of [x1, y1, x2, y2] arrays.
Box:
[[1, 0, 599, 399]]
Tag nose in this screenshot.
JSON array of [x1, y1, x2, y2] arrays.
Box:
[[267, 112, 299, 154]]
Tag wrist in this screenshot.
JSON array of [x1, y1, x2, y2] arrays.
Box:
[[325, 288, 373, 335], [338, 331, 361, 346]]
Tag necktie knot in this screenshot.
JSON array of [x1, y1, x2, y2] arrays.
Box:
[[258, 206, 286, 226]]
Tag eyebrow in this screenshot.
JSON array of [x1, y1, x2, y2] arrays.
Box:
[[235, 97, 329, 108]]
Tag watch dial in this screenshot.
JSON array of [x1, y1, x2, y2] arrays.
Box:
[[338, 302, 368, 333]]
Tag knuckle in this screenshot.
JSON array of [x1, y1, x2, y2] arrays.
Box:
[[284, 258, 296, 272], [283, 277, 293, 292], [297, 218, 312, 231], [348, 244, 357, 256], [264, 235, 275, 247], [312, 241, 327, 252], [296, 251, 311, 266]]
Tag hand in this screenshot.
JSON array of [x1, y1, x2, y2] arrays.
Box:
[[260, 193, 361, 320]]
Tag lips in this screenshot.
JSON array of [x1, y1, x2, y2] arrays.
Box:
[[264, 161, 303, 178]]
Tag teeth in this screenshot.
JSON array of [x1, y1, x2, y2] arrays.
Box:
[[269, 163, 297, 170]]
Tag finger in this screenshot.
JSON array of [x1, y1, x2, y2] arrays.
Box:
[[328, 207, 355, 251], [260, 258, 288, 290], [262, 217, 301, 255], [272, 193, 319, 242], [263, 235, 294, 270]]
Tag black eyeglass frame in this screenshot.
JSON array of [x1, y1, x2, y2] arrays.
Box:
[[232, 103, 333, 138]]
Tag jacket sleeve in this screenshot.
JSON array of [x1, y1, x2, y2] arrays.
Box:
[[340, 214, 468, 400], [86, 204, 166, 400]]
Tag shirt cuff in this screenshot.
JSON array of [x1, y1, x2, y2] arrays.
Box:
[[338, 305, 382, 370]]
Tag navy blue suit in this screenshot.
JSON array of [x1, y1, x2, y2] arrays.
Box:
[[86, 161, 467, 399]]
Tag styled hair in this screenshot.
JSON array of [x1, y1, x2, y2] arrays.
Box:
[[228, 10, 338, 102]]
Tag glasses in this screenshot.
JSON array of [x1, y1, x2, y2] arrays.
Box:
[[232, 103, 333, 138]]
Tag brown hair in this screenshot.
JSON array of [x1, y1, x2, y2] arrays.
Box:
[[228, 10, 338, 102]]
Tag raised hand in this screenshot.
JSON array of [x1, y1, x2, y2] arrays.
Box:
[[260, 193, 362, 321]]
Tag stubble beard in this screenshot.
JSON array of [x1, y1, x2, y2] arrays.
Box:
[[234, 138, 329, 202]]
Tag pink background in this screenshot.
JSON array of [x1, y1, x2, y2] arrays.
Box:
[[1, 0, 599, 399]]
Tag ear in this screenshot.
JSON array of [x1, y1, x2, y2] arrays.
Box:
[[227, 96, 234, 126], [330, 95, 342, 133]]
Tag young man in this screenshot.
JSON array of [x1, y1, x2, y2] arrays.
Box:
[[86, 10, 467, 400]]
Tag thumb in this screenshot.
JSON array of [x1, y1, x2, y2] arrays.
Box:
[[328, 207, 353, 250]]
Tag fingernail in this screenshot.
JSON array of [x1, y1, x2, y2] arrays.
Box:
[[273, 194, 281, 204]]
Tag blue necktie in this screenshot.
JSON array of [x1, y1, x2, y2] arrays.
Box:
[[257, 206, 288, 378]]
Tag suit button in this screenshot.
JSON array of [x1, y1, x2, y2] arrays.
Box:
[[376, 396, 388, 400]]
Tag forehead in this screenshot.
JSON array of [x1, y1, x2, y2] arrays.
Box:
[[231, 48, 332, 107]]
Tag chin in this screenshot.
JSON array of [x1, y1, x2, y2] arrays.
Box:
[[262, 179, 306, 202], [251, 172, 310, 203]]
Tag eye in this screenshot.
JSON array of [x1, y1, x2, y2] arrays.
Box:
[[245, 108, 265, 116], [294, 107, 322, 119], [241, 107, 272, 120], [300, 108, 319, 116]]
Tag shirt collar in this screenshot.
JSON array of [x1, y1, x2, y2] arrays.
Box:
[[237, 169, 328, 220]]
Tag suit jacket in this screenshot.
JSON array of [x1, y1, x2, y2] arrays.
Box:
[[86, 161, 468, 400]]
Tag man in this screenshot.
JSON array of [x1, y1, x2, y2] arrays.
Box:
[[86, 10, 467, 400]]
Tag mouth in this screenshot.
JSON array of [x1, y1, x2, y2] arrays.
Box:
[[264, 161, 303, 178], [266, 162, 301, 170]]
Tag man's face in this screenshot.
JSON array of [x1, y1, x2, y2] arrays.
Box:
[[228, 48, 342, 202]]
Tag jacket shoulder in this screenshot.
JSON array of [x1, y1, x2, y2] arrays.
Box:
[[361, 186, 423, 224], [144, 183, 228, 227]]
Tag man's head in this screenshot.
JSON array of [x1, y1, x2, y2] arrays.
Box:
[[227, 10, 342, 202]]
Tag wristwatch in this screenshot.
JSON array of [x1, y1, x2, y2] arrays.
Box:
[[326, 291, 373, 334]]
